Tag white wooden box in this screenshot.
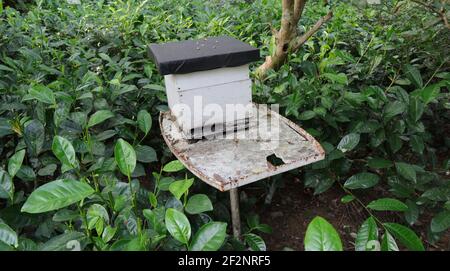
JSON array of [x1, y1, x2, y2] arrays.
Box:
[[164, 64, 252, 138]]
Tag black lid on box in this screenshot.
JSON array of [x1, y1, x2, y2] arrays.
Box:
[[148, 36, 260, 75]]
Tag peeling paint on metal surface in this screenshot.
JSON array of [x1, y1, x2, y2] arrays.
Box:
[[159, 104, 325, 191]]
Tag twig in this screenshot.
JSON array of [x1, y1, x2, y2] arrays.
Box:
[[336, 181, 386, 230], [424, 58, 448, 87], [385, 70, 400, 94], [291, 11, 333, 51], [411, 0, 450, 29]]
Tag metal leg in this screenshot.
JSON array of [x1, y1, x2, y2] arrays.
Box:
[[229, 188, 241, 240]]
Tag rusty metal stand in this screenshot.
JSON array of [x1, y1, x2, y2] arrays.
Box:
[[229, 188, 241, 240]]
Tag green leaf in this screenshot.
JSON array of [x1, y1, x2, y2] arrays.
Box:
[[0, 118, 13, 138], [137, 110, 152, 135], [158, 177, 175, 191], [321, 97, 333, 109], [381, 232, 399, 251], [114, 139, 136, 177], [404, 199, 419, 226], [0, 242, 14, 251], [53, 209, 79, 222], [355, 217, 378, 251], [387, 134, 403, 153], [24, 120, 45, 157], [0, 169, 14, 200], [445, 201, 450, 210], [143, 208, 166, 235], [18, 238, 38, 251], [99, 53, 112, 62], [344, 172, 380, 189], [418, 84, 441, 104], [369, 54, 383, 74], [304, 172, 334, 195], [163, 160, 185, 172], [16, 166, 36, 182], [354, 120, 380, 134], [52, 136, 78, 171], [28, 84, 55, 105], [430, 211, 450, 233], [148, 192, 158, 208], [124, 235, 148, 251], [322, 72, 348, 85], [143, 84, 165, 91], [370, 129, 385, 147], [409, 135, 424, 154], [408, 97, 424, 122], [0, 222, 18, 247], [395, 162, 416, 182], [21, 179, 95, 214], [185, 194, 213, 214], [367, 157, 393, 169], [38, 164, 57, 176], [421, 187, 450, 201], [383, 101, 406, 121], [341, 195, 355, 203], [8, 149, 25, 178], [87, 204, 109, 231], [165, 208, 191, 245], [301, 61, 318, 77], [40, 232, 85, 251], [169, 178, 194, 200], [246, 215, 272, 234], [367, 198, 408, 212], [383, 223, 424, 251], [144, 64, 153, 78], [102, 226, 117, 243], [337, 133, 360, 152], [404, 65, 423, 89], [94, 130, 116, 141], [190, 222, 227, 251], [0, 64, 13, 72], [344, 91, 366, 105], [304, 216, 343, 251], [298, 110, 316, 121], [244, 233, 266, 251], [314, 107, 326, 118], [135, 145, 157, 163], [87, 110, 114, 128], [254, 224, 273, 234]]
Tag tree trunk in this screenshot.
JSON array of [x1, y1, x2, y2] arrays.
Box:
[[255, 0, 332, 79]]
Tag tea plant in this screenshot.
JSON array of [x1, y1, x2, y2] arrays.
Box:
[[2, 141, 230, 251], [0, 0, 275, 251], [0, 0, 449, 251], [255, 1, 449, 249]]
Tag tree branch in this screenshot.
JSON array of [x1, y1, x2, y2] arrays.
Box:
[[255, 1, 333, 79], [438, 2, 450, 29], [291, 11, 333, 52], [410, 0, 437, 12], [293, 0, 307, 24], [411, 0, 450, 29]]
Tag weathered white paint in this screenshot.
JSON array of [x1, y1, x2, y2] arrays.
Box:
[[164, 65, 252, 137], [160, 104, 325, 191]]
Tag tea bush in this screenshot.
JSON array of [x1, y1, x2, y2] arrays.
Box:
[[259, 1, 450, 250], [0, 0, 273, 251], [0, 0, 449, 251]]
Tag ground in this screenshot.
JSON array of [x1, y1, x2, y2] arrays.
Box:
[[249, 177, 450, 251]]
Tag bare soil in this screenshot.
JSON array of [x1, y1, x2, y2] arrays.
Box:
[[248, 177, 450, 251]]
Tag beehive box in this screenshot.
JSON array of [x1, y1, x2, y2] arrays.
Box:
[[149, 36, 260, 138]]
